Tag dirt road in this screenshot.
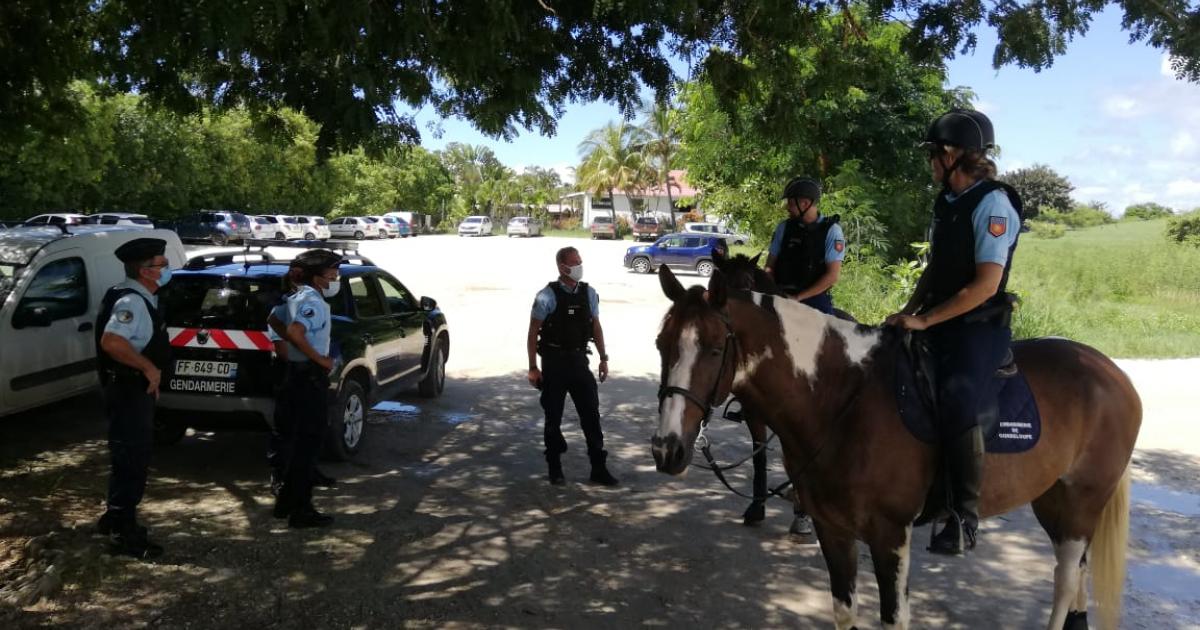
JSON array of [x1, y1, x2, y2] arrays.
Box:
[[1, 235, 1197, 628]]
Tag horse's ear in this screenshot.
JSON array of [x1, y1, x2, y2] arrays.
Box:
[[712, 247, 727, 269], [707, 269, 728, 309], [750, 252, 762, 266], [659, 264, 687, 302]]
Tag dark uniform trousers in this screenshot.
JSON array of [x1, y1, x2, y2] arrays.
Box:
[[279, 361, 330, 509], [267, 358, 294, 479], [103, 379, 156, 522], [540, 351, 604, 458], [927, 317, 1012, 440], [799, 293, 834, 315]]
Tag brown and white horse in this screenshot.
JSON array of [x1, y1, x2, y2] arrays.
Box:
[[650, 266, 1140, 629]]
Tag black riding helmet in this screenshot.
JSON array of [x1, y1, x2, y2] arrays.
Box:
[[781, 177, 822, 203], [923, 109, 995, 151]]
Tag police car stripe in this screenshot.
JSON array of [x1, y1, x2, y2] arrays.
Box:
[[168, 327, 274, 351]]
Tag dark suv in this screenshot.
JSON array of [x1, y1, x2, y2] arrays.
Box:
[[171, 211, 253, 245], [155, 248, 450, 460]]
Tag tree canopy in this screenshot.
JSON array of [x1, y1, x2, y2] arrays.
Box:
[[1000, 164, 1075, 219], [4, 1, 1199, 153]]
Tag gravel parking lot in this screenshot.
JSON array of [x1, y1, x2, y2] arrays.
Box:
[[1, 234, 1197, 628]]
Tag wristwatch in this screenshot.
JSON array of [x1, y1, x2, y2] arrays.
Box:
[[599, 354, 609, 362]]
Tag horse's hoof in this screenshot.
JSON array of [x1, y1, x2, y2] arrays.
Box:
[[742, 503, 766, 526], [1063, 610, 1088, 630]]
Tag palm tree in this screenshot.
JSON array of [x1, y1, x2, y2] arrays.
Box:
[[576, 121, 649, 221], [638, 100, 682, 229]]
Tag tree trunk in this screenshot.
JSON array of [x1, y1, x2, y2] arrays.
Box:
[[665, 171, 676, 230]]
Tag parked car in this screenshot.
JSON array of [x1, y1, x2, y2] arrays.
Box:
[[0, 226, 186, 418], [682, 222, 750, 245], [255, 214, 304, 240], [457, 216, 493, 237], [293, 215, 332, 240], [247, 216, 278, 240], [623, 233, 728, 277], [80, 212, 155, 229], [328, 216, 381, 240], [155, 246, 450, 458], [590, 215, 617, 240], [172, 211, 253, 245], [371, 215, 410, 238], [506, 216, 543, 237], [388, 216, 413, 238], [632, 216, 665, 241], [384, 211, 425, 235], [23, 213, 88, 227]]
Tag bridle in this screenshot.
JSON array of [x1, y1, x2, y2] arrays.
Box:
[[656, 309, 737, 442]]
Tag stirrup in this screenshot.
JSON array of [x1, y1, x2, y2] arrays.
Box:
[[927, 511, 975, 555]]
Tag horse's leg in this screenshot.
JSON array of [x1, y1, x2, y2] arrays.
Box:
[[1031, 486, 1091, 630], [868, 524, 913, 629], [815, 520, 860, 630], [742, 418, 768, 525], [1064, 547, 1091, 630]]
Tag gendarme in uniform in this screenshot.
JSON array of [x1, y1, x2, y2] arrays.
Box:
[[95, 237, 172, 559]]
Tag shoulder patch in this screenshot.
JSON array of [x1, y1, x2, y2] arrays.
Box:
[[115, 310, 134, 323], [988, 216, 1008, 238], [302, 307, 316, 318], [834, 240, 845, 253]]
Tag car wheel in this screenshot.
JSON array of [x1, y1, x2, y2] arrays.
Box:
[[328, 378, 367, 461], [273, 232, 283, 240], [211, 232, 228, 246], [735, 239, 745, 245], [632, 256, 651, 274], [696, 259, 715, 277], [153, 413, 187, 446], [419, 342, 447, 398], [354, 230, 364, 240], [305, 232, 315, 240]]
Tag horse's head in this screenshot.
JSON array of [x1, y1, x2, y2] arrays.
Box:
[[713, 250, 776, 293], [652, 265, 738, 475]]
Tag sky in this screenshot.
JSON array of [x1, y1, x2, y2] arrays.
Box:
[[409, 8, 1200, 214]]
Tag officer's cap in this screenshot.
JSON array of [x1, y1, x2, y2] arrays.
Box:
[[290, 249, 344, 271], [114, 238, 167, 264]]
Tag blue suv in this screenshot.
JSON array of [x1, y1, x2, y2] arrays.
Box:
[[623, 233, 728, 277]]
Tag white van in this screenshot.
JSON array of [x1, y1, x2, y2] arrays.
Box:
[[0, 226, 186, 417]]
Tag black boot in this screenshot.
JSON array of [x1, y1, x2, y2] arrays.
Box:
[[109, 521, 164, 560], [928, 426, 983, 556], [288, 505, 334, 528], [312, 468, 338, 488], [588, 451, 619, 486], [547, 455, 565, 485]]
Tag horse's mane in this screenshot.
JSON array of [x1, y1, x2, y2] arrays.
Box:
[[714, 252, 779, 294]]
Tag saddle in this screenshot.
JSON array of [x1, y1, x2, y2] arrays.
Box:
[[895, 331, 1041, 454]]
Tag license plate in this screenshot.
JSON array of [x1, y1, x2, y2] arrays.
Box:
[[173, 360, 238, 378]]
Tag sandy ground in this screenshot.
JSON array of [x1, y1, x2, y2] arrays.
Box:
[[0, 234, 1197, 628]]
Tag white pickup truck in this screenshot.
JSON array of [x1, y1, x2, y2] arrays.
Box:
[[0, 226, 186, 417]]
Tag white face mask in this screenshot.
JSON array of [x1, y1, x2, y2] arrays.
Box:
[[566, 264, 583, 282], [322, 280, 341, 298]]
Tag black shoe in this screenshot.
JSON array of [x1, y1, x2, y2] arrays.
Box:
[[270, 471, 285, 498], [110, 527, 163, 560], [588, 451, 619, 486], [288, 507, 334, 528], [272, 498, 292, 519], [312, 469, 338, 488], [927, 516, 977, 556], [97, 512, 147, 538], [547, 458, 565, 485]]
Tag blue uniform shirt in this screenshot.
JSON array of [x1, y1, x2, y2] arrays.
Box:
[[102, 279, 158, 353], [940, 182, 1021, 266], [531, 282, 600, 321], [768, 215, 847, 263], [287, 285, 331, 360]]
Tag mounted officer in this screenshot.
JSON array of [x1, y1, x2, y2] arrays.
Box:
[[886, 109, 1023, 555], [526, 246, 618, 487], [764, 176, 846, 314], [95, 237, 173, 559]]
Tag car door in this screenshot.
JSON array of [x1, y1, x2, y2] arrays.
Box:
[[376, 272, 426, 383], [344, 274, 406, 383], [1, 251, 96, 413], [681, 237, 707, 269], [656, 236, 687, 267]]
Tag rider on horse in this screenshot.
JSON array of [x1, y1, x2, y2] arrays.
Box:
[[764, 177, 846, 315], [885, 109, 1023, 555]]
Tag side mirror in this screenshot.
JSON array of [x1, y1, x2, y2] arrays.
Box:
[[13, 305, 53, 329], [420, 296, 438, 311]]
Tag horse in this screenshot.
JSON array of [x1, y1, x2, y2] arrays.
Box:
[[650, 265, 1140, 629]]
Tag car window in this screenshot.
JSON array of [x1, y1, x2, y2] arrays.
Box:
[[49, 216, 67, 225], [377, 273, 416, 314], [347, 276, 385, 318], [283, 217, 298, 224], [15, 257, 88, 324], [294, 217, 308, 224], [684, 237, 704, 248], [159, 275, 283, 330], [363, 217, 379, 223], [231, 213, 248, 223], [129, 217, 153, 225], [314, 218, 327, 226]]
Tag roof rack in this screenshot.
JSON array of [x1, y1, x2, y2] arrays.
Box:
[[239, 239, 374, 266]]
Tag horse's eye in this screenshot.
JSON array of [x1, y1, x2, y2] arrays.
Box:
[[710, 348, 722, 357]]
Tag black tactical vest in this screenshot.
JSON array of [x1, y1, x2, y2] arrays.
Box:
[[95, 286, 171, 387], [773, 215, 839, 293], [538, 281, 593, 354], [925, 181, 1023, 317]]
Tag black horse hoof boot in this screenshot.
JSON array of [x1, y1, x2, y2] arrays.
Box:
[[1063, 610, 1088, 630], [742, 501, 766, 526]]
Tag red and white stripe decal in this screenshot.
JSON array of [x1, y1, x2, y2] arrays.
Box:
[[168, 327, 273, 351]]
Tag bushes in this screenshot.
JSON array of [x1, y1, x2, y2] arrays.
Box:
[[1166, 210, 1200, 247], [616, 215, 632, 238], [1028, 221, 1065, 239], [1039, 203, 1115, 229], [1124, 202, 1174, 221]]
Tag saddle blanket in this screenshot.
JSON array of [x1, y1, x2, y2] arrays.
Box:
[[895, 349, 1041, 454]]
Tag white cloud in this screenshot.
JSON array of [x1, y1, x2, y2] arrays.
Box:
[[1076, 186, 1111, 198], [1171, 132, 1197, 158], [1166, 178, 1200, 199], [1161, 55, 1183, 79], [973, 99, 998, 115], [1102, 95, 1142, 119]]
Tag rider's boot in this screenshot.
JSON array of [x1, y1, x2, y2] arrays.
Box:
[[588, 450, 619, 486], [928, 425, 983, 555], [547, 454, 565, 485]]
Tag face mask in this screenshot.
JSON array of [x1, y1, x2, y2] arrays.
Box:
[[155, 267, 173, 288], [322, 280, 341, 298], [567, 264, 583, 282]]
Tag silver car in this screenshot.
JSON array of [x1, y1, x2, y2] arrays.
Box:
[[293, 216, 332, 240], [506, 216, 543, 237]]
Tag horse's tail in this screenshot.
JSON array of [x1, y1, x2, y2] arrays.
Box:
[[1091, 463, 1131, 630]]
